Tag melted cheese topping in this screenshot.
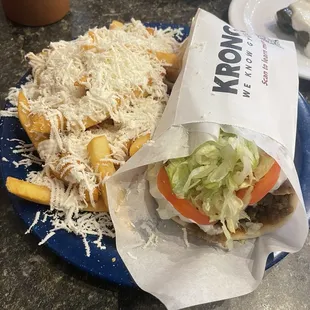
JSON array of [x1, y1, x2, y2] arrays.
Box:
[[6, 20, 182, 255]]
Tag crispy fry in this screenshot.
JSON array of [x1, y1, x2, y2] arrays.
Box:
[[81, 44, 97, 51], [129, 133, 150, 157], [165, 39, 187, 82], [87, 136, 116, 177], [125, 140, 132, 154], [6, 177, 106, 212], [30, 114, 51, 133], [165, 67, 180, 83], [109, 20, 124, 30], [6, 176, 50, 205], [153, 51, 182, 82], [17, 91, 47, 148], [133, 88, 149, 98], [155, 51, 178, 66], [146, 27, 155, 35], [87, 135, 116, 207], [74, 75, 89, 97], [84, 197, 108, 212], [30, 113, 66, 134], [88, 31, 96, 42], [74, 75, 88, 87], [148, 50, 182, 81], [84, 116, 102, 128], [30, 111, 105, 134]]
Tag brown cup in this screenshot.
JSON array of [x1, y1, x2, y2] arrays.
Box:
[[1, 0, 70, 26]]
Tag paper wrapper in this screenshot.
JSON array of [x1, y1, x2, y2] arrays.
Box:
[[106, 9, 309, 309]]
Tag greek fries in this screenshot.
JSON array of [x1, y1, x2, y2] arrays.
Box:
[[6, 19, 183, 235]]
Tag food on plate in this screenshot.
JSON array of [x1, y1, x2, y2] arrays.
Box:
[[277, 0, 310, 57], [5, 19, 184, 246], [148, 131, 296, 247]]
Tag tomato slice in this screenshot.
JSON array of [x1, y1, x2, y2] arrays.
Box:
[[236, 161, 281, 205], [157, 167, 211, 225]]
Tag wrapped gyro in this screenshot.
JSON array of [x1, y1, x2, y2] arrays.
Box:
[[147, 131, 295, 249], [106, 9, 308, 310]]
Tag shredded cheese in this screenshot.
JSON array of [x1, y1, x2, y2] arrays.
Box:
[[182, 227, 190, 248], [25, 211, 41, 234], [9, 140, 43, 168], [38, 231, 56, 245], [82, 236, 91, 257], [0, 108, 18, 117], [142, 232, 158, 249], [127, 251, 137, 259]]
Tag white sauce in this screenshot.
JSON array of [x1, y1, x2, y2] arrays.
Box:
[[269, 169, 287, 193], [198, 223, 223, 235], [291, 0, 310, 57], [148, 164, 223, 236], [245, 222, 263, 235]]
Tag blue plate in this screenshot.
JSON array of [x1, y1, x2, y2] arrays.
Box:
[[0, 23, 309, 287]]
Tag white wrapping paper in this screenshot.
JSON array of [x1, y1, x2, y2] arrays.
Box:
[[106, 9, 309, 309]]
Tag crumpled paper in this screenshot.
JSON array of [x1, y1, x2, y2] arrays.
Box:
[[106, 9, 309, 310]]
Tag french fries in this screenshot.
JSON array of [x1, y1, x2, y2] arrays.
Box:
[[6, 177, 107, 212], [7, 176, 51, 205], [155, 51, 178, 66], [109, 20, 124, 29], [17, 92, 47, 148], [129, 133, 150, 157], [8, 21, 181, 219], [30, 113, 64, 133], [155, 51, 183, 82], [74, 75, 89, 87], [88, 31, 96, 42], [81, 45, 97, 51], [146, 27, 155, 35], [87, 135, 116, 207], [30, 112, 104, 134]]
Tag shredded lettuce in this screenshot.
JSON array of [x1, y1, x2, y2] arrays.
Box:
[[164, 131, 260, 240]]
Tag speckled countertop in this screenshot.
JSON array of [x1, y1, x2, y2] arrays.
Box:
[[0, 1, 310, 309]]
